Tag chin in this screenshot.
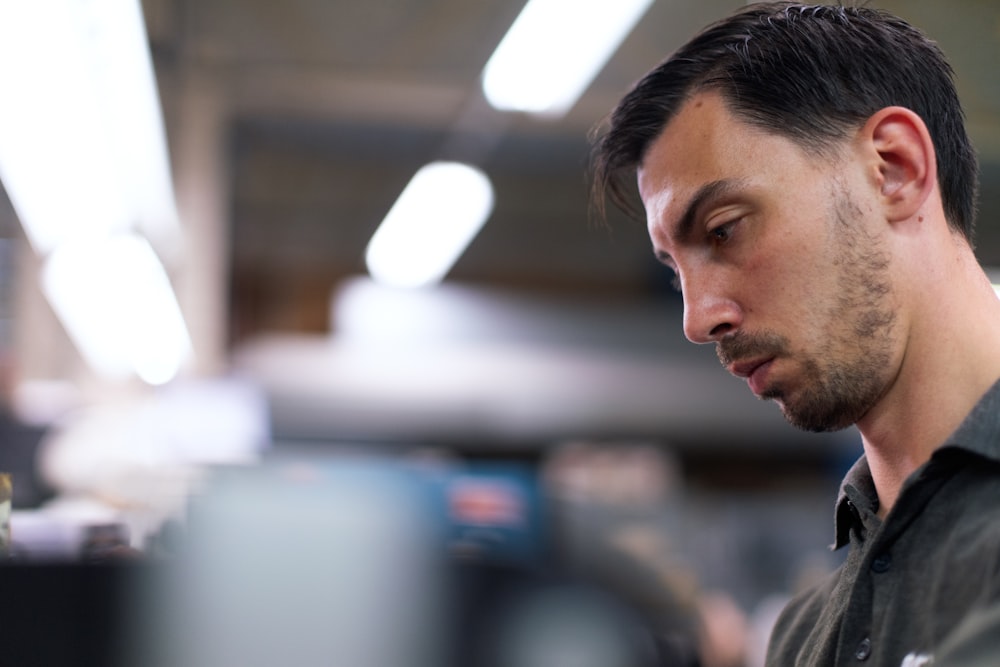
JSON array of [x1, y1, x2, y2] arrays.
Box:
[[779, 403, 857, 433]]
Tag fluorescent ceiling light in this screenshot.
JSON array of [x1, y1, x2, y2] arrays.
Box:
[[0, 0, 179, 255], [366, 162, 494, 289], [0, 0, 192, 385], [482, 0, 653, 116], [41, 234, 192, 386]]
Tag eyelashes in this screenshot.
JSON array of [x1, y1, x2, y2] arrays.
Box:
[[658, 217, 744, 293], [708, 218, 739, 245]]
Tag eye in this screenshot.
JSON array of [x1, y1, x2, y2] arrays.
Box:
[[708, 219, 738, 244]]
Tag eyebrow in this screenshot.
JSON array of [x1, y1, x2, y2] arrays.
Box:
[[655, 178, 747, 264]]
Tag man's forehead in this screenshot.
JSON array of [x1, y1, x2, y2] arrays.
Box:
[[637, 91, 814, 225], [636, 164, 675, 244], [636, 93, 731, 195]]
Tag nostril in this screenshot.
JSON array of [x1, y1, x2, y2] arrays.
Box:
[[709, 322, 734, 338]]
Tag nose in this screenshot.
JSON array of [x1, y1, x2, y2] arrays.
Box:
[[680, 272, 742, 344]]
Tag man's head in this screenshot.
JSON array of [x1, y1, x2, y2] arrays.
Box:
[[592, 1, 978, 241], [590, 3, 982, 432]]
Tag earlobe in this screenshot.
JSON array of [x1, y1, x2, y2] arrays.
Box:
[[864, 106, 937, 222]]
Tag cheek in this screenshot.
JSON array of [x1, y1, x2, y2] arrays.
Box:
[[741, 245, 823, 320]]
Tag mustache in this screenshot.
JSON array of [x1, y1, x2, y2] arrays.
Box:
[[716, 331, 789, 367]]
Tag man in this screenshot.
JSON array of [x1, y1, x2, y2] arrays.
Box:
[[590, 3, 1000, 666]]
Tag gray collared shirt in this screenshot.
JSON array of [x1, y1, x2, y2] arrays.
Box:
[[766, 379, 1000, 667]]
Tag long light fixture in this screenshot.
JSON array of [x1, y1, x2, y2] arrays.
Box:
[[482, 0, 654, 117], [365, 162, 494, 289], [42, 234, 191, 386], [0, 0, 180, 254], [0, 0, 190, 385]]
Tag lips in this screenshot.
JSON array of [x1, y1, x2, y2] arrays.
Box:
[[727, 357, 774, 395]]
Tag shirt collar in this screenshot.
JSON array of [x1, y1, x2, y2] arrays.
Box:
[[833, 455, 879, 549], [831, 377, 1000, 549]]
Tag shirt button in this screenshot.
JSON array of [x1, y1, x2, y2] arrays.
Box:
[[855, 637, 872, 661], [871, 553, 892, 573]]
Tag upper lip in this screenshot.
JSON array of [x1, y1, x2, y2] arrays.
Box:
[[727, 357, 772, 379]]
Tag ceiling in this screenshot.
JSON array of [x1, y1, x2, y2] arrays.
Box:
[[141, 0, 1000, 342], [132, 0, 1000, 449]]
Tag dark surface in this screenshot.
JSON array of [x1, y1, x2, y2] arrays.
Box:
[[0, 561, 141, 667]]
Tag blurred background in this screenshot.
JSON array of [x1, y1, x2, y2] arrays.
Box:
[[0, 1, 996, 665]]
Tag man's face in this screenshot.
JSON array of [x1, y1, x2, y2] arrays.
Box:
[[637, 91, 901, 432]]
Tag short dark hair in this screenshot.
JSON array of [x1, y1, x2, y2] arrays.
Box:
[[591, 2, 979, 242]]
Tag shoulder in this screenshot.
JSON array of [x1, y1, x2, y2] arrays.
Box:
[[932, 453, 1000, 546]]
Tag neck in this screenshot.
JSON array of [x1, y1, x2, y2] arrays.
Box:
[[856, 239, 1000, 518]]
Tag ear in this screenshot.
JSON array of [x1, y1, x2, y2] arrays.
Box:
[[861, 106, 937, 223]]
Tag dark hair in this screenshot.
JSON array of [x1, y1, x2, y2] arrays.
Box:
[[591, 2, 979, 241]]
